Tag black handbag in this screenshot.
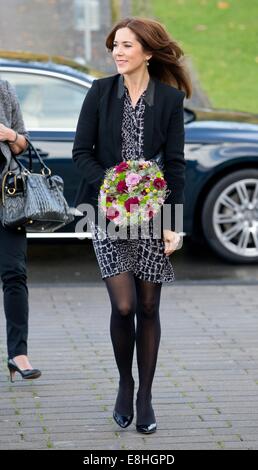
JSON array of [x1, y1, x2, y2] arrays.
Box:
[[1, 140, 74, 232]]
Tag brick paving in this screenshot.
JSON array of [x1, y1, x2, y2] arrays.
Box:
[[0, 284, 258, 450]]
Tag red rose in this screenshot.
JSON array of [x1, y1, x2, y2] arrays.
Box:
[[124, 197, 139, 213], [117, 180, 128, 193], [153, 177, 166, 189], [115, 162, 129, 173], [106, 196, 114, 203], [107, 207, 120, 220]]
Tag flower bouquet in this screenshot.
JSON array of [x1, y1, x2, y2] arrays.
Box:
[[98, 159, 170, 227]]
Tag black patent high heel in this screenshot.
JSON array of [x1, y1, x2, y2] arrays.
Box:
[[8, 359, 41, 383], [113, 410, 134, 428], [136, 422, 157, 434], [136, 394, 157, 434], [113, 379, 134, 428]]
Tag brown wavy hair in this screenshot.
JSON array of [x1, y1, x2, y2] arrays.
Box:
[[106, 17, 192, 98]]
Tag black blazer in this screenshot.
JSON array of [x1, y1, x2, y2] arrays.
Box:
[[72, 73, 186, 231]]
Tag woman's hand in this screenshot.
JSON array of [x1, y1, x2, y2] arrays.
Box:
[[163, 229, 181, 256], [0, 123, 27, 154], [0, 123, 16, 142]]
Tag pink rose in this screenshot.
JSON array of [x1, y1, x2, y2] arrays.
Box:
[[106, 207, 120, 220], [125, 173, 142, 187]]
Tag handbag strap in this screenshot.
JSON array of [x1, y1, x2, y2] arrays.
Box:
[[11, 139, 51, 176]]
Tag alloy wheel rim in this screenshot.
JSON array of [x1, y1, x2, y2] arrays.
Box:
[[213, 178, 258, 257]]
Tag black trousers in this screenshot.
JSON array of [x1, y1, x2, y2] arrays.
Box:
[[0, 221, 28, 359]]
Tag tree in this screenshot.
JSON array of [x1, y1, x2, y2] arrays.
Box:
[[110, 0, 121, 24]]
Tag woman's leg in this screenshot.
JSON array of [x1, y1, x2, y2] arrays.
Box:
[[134, 276, 162, 426], [0, 224, 28, 360], [104, 272, 137, 416]]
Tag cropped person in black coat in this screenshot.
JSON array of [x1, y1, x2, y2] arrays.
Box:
[[73, 17, 192, 434], [0, 80, 41, 382]]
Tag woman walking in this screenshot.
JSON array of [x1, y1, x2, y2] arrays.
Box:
[[73, 17, 192, 433], [0, 80, 41, 382]]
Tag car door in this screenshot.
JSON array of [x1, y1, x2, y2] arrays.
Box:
[[1, 68, 90, 232]]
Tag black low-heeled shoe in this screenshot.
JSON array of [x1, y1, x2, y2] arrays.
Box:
[[136, 422, 157, 434], [8, 359, 41, 383], [113, 410, 134, 428]]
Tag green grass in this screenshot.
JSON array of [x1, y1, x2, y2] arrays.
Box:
[[140, 0, 258, 113]]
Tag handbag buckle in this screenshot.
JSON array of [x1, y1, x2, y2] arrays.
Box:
[[7, 187, 16, 195], [2, 171, 17, 204], [41, 167, 51, 177]]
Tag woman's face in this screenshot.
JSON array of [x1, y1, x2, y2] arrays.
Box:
[[112, 27, 151, 75]]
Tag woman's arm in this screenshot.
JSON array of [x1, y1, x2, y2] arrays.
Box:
[[0, 124, 27, 155], [163, 90, 186, 232], [1, 80, 29, 155], [73, 80, 105, 184]]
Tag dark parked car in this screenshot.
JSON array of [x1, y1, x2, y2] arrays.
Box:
[[1, 53, 258, 263]]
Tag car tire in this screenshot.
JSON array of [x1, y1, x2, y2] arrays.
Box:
[[202, 169, 258, 263]]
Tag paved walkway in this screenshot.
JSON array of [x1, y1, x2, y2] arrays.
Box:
[[1, 284, 258, 450]]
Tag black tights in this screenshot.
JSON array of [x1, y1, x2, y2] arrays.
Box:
[[104, 272, 162, 425]]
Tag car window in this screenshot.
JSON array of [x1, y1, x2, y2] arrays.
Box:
[[184, 109, 195, 124], [0, 71, 88, 129]]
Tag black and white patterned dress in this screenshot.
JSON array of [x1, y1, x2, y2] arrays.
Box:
[[90, 85, 175, 284]]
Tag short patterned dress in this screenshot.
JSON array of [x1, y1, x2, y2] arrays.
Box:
[[90, 85, 175, 284]]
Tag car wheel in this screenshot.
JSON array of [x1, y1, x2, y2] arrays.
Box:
[[202, 169, 258, 263]]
